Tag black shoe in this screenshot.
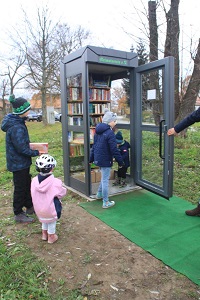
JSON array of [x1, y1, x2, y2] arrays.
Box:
[[15, 212, 35, 223]]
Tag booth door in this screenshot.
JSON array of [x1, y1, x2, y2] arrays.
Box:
[[133, 57, 174, 199]]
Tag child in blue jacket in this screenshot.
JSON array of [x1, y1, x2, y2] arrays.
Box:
[[113, 131, 130, 187]]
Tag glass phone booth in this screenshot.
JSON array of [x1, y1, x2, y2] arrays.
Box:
[[60, 45, 174, 200]]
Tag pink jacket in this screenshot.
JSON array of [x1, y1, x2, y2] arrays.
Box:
[[31, 174, 67, 223]]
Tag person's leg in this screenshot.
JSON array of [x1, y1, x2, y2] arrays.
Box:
[[101, 167, 115, 208], [47, 221, 58, 244], [13, 169, 34, 223], [101, 167, 110, 202], [13, 168, 33, 213], [24, 169, 34, 213], [42, 223, 48, 240], [112, 168, 121, 186], [119, 167, 128, 187], [96, 171, 103, 198]]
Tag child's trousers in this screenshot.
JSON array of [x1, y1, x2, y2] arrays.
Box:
[[42, 221, 57, 234]]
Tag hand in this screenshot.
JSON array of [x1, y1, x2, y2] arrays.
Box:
[[167, 128, 177, 136], [39, 151, 47, 155]]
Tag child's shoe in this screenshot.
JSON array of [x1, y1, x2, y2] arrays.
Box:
[[102, 200, 115, 209], [42, 230, 48, 241], [112, 177, 121, 186], [119, 179, 127, 188], [48, 234, 58, 244]]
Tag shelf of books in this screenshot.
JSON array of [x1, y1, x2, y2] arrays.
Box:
[[66, 72, 111, 178]]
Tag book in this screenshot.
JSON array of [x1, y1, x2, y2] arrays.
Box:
[[30, 143, 48, 153]]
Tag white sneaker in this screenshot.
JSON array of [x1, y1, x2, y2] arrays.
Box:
[[102, 200, 115, 209]]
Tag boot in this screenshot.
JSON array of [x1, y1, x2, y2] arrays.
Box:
[[48, 234, 58, 244], [14, 212, 35, 223], [42, 230, 48, 241], [119, 179, 127, 188], [185, 203, 200, 216], [112, 177, 121, 186]]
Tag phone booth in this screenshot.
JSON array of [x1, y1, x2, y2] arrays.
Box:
[[60, 45, 174, 199]]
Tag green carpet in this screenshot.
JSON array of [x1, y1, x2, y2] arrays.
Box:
[[80, 189, 200, 285]]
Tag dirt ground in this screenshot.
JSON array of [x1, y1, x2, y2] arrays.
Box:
[[2, 189, 200, 300]]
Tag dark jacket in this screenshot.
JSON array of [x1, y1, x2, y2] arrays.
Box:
[[1, 113, 39, 172], [118, 141, 130, 168], [175, 107, 200, 133], [89, 123, 124, 167]]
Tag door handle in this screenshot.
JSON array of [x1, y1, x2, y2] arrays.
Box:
[[159, 119, 165, 159]]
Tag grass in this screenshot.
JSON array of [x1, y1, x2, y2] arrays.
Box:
[[0, 120, 200, 298]]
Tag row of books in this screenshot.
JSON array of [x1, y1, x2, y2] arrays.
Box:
[[89, 103, 111, 114], [89, 88, 111, 101], [68, 116, 83, 126], [69, 144, 84, 156], [68, 103, 83, 114], [67, 87, 82, 101], [90, 116, 102, 126]]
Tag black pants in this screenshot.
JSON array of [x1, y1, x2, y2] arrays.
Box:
[[13, 168, 33, 215], [117, 166, 128, 179]]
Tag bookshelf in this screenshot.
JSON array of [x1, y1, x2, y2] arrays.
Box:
[[67, 72, 111, 173], [60, 45, 138, 197]]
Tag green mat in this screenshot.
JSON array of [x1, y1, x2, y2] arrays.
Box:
[[80, 189, 200, 285]]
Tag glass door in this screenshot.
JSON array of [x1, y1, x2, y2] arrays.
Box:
[[133, 57, 174, 199]]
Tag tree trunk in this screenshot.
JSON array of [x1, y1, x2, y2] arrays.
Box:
[[164, 0, 180, 120], [148, 1, 160, 125], [177, 38, 200, 123]]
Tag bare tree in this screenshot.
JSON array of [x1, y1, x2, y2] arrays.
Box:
[[177, 39, 200, 123], [7, 6, 91, 124], [0, 78, 9, 115], [50, 23, 90, 93], [0, 49, 29, 95], [163, 0, 180, 120]]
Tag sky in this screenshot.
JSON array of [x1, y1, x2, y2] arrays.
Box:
[[0, 0, 200, 95], [1, 0, 199, 53]]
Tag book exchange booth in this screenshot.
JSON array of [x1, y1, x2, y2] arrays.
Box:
[[60, 45, 175, 200]]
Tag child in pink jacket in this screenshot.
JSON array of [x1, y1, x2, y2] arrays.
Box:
[[31, 154, 67, 244]]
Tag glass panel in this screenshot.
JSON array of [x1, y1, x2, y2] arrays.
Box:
[[141, 131, 163, 187], [141, 68, 164, 125], [67, 74, 83, 126], [68, 131, 85, 182], [112, 79, 130, 125]]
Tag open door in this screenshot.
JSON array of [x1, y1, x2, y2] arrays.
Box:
[[132, 57, 174, 199]]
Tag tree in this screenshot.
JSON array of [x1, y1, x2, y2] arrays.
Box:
[[163, 0, 180, 120], [0, 78, 9, 115], [122, 40, 149, 110], [9, 6, 90, 124], [0, 49, 29, 114]]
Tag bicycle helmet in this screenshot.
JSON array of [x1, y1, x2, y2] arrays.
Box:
[[35, 154, 57, 173]]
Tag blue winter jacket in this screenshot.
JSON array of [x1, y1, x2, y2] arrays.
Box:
[[175, 107, 200, 133], [1, 113, 39, 172], [118, 141, 130, 168], [89, 123, 124, 167]]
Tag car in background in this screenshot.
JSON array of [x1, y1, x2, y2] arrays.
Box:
[[26, 110, 41, 122], [54, 111, 62, 122], [36, 110, 62, 122]]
